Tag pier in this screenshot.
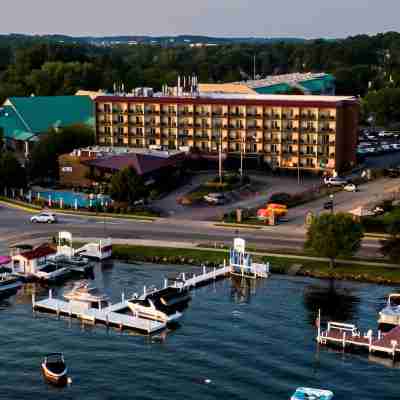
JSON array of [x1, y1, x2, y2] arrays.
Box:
[[317, 321, 400, 359], [32, 290, 166, 334]]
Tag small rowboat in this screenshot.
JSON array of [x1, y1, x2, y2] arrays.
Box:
[[41, 353, 68, 386]]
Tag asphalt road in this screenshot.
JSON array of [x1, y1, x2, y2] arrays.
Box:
[[0, 204, 382, 258]]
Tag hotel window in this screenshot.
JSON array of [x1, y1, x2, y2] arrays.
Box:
[[118, 127, 123, 135], [118, 115, 124, 123], [105, 126, 111, 134], [104, 104, 111, 112]]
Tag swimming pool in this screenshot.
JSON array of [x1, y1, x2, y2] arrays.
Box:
[[31, 191, 111, 208]]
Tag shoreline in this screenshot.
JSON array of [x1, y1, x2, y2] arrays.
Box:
[[111, 244, 400, 285]]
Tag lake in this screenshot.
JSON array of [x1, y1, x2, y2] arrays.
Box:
[[0, 261, 398, 399]]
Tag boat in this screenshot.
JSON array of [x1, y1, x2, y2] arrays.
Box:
[[34, 263, 72, 283], [41, 353, 68, 386], [50, 254, 93, 274], [291, 387, 334, 400], [0, 274, 22, 298], [378, 293, 400, 326], [127, 286, 190, 323], [75, 238, 112, 261], [63, 281, 110, 310]]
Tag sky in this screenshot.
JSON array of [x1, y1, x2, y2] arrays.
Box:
[[0, 0, 399, 38]]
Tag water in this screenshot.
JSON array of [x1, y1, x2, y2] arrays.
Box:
[[32, 191, 110, 208], [0, 262, 399, 399]]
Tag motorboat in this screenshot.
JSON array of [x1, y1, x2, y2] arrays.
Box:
[[34, 263, 71, 283], [50, 254, 93, 274], [291, 387, 334, 400], [41, 353, 68, 386], [127, 286, 191, 323], [0, 274, 22, 298], [63, 281, 110, 310], [378, 293, 400, 326]]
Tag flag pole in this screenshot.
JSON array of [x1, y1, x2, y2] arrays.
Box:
[[317, 308, 321, 341]]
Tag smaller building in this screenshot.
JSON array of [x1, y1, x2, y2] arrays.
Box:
[[11, 244, 56, 275], [59, 147, 185, 189]]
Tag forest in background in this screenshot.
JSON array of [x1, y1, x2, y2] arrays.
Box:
[[2, 32, 400, 125]]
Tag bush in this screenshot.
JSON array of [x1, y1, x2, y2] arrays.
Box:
[[269, 192, 292, 205]]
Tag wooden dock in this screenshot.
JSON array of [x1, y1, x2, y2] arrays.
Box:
[[174, 265, 231, 290], [32, 292, 166, 334], [317, 321, 400, 359]]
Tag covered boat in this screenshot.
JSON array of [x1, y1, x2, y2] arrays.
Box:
[[0, 274, 22, 298], [291, 387, 334, 400], [41, 353, 68, 386]]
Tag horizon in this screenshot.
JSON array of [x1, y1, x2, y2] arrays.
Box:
[[0, 0, 398, 38]]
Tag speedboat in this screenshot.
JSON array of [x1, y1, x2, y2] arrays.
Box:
[[291, 387, 334, 400], [63, 281, 110, 310], [34, 263, 71, 283], [50, 254, 93, 274], [378, 293, 400, 326], [127, 286, 191, 323], [41, 353, 68, 386], [0, 274, 22, 298]]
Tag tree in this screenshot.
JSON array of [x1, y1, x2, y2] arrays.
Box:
[[380, 220, 400, 264], [109, 167, 147, 204], [28, 124, 95, 182], [0, 127, 4, 150], [305, 213, 364, 269], [0, 151, 27, 190]]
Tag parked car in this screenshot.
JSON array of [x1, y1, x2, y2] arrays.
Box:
[[204, 193, 227, 205], [343, 183, 358, 192], [30, 212, 57, 224], [323, 176, 348, 187]]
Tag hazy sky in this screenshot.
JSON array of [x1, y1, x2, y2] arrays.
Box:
[[1, 0, 399, 37]]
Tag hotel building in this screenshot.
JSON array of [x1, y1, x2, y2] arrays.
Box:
[[95, 93, 359, 172]]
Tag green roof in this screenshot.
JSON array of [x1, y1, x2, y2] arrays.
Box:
[[254, 83, 292, 94], [0, 105, 35, 141], [8, 95, 94, 132]]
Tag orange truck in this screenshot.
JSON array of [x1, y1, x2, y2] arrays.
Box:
[[257, 203, 288, 220]]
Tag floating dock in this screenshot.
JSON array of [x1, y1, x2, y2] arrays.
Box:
[[317, 321, 400, 359], [32, 291, 166, 334]]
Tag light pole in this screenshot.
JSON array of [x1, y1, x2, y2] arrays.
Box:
[[218, 127, 223, 184], [329, 194, 334, 214], [240, 136, 246, 180]]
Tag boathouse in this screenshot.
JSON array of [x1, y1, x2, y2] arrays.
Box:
[[11, 245, 56, 275]]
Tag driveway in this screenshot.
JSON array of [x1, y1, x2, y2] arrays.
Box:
[[152, 173, 320, 221]]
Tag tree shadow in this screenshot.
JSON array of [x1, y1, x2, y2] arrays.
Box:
[[303, 279, 360, 325]]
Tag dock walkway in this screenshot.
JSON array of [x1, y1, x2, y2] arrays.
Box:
[[318, 322, 400, 358]]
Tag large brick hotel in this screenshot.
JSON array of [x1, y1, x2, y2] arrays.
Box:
[[95, 90, 359, 173]]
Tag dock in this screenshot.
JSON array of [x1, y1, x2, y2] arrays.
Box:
[[32, 291, 166, 334], [317, 321, 400, 359]]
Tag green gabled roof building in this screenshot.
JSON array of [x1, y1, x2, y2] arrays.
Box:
[[0, 95, 94, 154]]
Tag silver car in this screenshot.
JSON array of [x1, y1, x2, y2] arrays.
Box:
[[30, 212, 57, 223]]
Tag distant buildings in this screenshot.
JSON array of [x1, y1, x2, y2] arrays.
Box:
[[0, 95, 94, 156], [199, 73, 335, 96], [94, 80, 359, 173]]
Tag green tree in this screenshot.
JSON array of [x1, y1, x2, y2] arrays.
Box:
[[305, 213, 364, 269], [28, 124, 95, 181], [0, 151, 27, 190], [380, 220, 400, 264], [0, 127, 4, 149], [110, 167, 147, 204]]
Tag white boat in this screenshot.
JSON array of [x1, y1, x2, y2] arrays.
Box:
[[378, 293, 400, 326], [34, 263, 71, 283], [63, 281, 110, 311], [0, 274, 22, 298], [127, 286, 190, 323], [291, 387, 334, 400], [75, 238, 112, 261]]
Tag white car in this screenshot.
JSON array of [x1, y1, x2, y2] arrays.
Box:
[[30, 212, 57, 224], [204, 193, 227, 205], [343, 183, 358, 192], [324, 176, 348, 187]]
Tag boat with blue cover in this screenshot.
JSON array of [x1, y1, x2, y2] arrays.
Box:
[[291, 387, 334, 400]]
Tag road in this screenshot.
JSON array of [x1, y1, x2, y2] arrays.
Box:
[[0, 203, 383, 258]]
